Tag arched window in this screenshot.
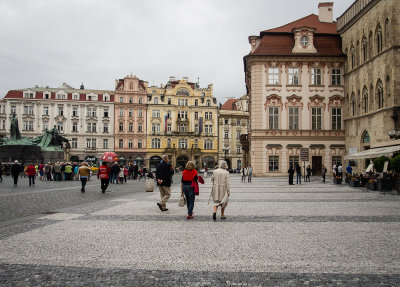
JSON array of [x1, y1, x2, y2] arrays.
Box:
[[368, 31, 373, 58], [362, 86, 368, 113], [362, 131, 370, 143], [178, 138, 188, 149], [154, 97, 158, 104], [204, 139, 213, 150], [376, 79, 384, 109], [350, 45, 356, 69], [376, 24, 383, 53], [351, 92, 356, 116], [129, 82, 133, 90], [167, 138, 171, 148], [194, 139, 198, 148], [206, 99, 211, 107], [151, 138, 160, 149], [362, 36, 368, 62]]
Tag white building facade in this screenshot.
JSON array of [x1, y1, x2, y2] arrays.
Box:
[[0, 83, 115, 162]]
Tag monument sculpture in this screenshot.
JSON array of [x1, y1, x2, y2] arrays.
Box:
[[0, 114, 69, 163]]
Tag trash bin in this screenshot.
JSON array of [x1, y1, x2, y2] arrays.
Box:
[[145, 178, 155, 192]]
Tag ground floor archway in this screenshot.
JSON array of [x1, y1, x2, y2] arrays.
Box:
[[149, 156, 162, 171], [203, 156, 215, 169], [176, 155, 189, 170]]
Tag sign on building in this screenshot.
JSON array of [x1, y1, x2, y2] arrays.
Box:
[[300, 148, 309, 162]]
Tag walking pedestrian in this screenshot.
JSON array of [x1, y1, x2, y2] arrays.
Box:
[[124, 165, 128, 183], [111, 163, 120, 184], [295, 163, 302, 184], [247, 165, 253, 182], [11, 160, 21, 186], [241, 166, 248, 183], [288, 163, 294, 185], [97, 162, 111, 193], [211, 160, 230, 221], [306, 165, 312, 182], [78, 162, 91, 192], [181, 161, 198, 219], [26, 163, 36, 186], [155, 154, 174, 211], [322, 164, 327, 183], [38, 162, 44, 180], [65, 163, 72, 181]]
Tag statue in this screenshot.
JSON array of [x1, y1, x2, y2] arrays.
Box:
[[32, 125, 69, 150], [10, 113, 21, 140]]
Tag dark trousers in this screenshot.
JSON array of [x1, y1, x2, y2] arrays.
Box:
[[81, 178, 87, 189], [13, 174, 18, 185], [296, 173, 301, 184], [289, 175, 294, 185], [29, 175, 35, 186], [322, 173, 326, 182], [183, 185, 195, 216], [101, 179, 109, 192]]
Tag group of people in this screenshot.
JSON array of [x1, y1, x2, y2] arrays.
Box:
[[287, 163, 323, 185], [240, 165, 253, 183], [154, 155, 230, 221]]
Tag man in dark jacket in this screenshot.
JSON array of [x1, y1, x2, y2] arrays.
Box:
[[156, 155, 174, 211], [11, 160, 21, 186], [111, 163, 120, 184]]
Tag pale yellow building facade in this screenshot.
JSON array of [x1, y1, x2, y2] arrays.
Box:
[[145, 77, 218, 170]]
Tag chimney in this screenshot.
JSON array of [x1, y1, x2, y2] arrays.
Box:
[[318, 2, 333, 23]]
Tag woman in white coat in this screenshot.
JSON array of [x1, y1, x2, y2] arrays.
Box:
[[211, 160, 230, 221]]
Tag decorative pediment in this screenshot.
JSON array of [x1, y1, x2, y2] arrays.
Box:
[[328, 95, 344, 110], [265, 94, 283, 110], [308, 94, 326, 110], [285, 94, 303, 109]]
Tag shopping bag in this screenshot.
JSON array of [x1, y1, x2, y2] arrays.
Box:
[[178, 194, 186, 207]]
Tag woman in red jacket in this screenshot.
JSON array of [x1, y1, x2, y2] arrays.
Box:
[[181, 161, 198, 219], [26, 163, 36, 186]]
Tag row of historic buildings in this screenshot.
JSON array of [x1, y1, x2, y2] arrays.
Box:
[[244, 0, 399, 176], [0, 77, 249, 170]]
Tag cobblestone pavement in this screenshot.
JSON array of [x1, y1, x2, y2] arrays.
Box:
[[0, 174, 399, 286]]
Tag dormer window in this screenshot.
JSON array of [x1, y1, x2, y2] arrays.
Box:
[[292, 27, 317, 53]]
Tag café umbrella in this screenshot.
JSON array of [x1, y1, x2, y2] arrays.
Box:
[[101, 152, 119, 162]]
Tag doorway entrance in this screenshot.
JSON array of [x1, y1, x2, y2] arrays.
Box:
[[312, 156, 322, 175]]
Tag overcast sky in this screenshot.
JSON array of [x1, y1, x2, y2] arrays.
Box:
[[0, 0, 352, 103]]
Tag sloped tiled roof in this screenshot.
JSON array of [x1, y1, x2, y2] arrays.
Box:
[[221, 99, 238, 111], [251, 34, 342, 56], [263, 14, 338, 34]]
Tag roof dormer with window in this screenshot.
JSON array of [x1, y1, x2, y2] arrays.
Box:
[[292, 27, 317, 54]]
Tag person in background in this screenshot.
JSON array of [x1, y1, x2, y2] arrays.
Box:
[[38, 162, 44, 181], [118, 164, 124, 184], [11, 160, 21, 186], [78, 162, 91, 193], [241, 166, 248, 183], [124, 165, 129, 183], [322, 164, 327, 183], [295, 163, 302, 184], [97, 162, 111, 193], [74, 164, 79, 180], [247, 165, 253, 182], [35, 164, 39, 177], [181, 161, 198, 219], [346, 163, 353, 177], [111, 163, 120, 184], [211, 160, 230, 221], [65, 163, 72, 181], [338, 163, 343, 179], [26, 163, 36, 186], [288, 163, 294, 185], [156, 154, 174, 212], [306, 165, 312, 182], [0, 162, 3, 182]]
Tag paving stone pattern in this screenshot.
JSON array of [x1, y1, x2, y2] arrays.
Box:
[[0, 174, 399, 286]]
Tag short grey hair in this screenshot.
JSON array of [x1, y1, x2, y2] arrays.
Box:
[[218, 160, 228, 170], [162, 154, 168, 161]]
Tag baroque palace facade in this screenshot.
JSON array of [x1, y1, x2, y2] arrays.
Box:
[[244, 3, 346, 176], [0, 83, 115, 162], [145, 77, 219, 170], [337, 0, 400, 172]]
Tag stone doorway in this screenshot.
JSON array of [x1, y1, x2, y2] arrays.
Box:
[[312, 156, 322, 175]]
